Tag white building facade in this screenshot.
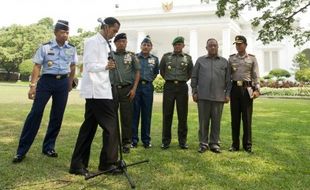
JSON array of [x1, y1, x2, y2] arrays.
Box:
[[111, 0, 309, 76]]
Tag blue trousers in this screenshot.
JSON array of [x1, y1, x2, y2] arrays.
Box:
[[132, 82, 154, 145], [16, 75, 69, 156]]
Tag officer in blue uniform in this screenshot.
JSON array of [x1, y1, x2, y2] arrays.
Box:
[[131, 36, 159, 148], [12, 20, 78, 163]]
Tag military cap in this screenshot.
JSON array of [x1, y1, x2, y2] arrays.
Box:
[[172, 36, 184, 45], [233, 35, 247, 44], [54, 20, 69, 31], [141, 35, 152, 44], [114, 33, 127, 42]]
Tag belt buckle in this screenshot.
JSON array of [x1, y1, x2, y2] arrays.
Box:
[[56, 75, 61, 79], [174, 81, 178, 84], [117, 85, 122, 89], [142, 81, 146, 85], [237, 81, 243, 86]]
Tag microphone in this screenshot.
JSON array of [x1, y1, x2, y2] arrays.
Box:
[[97, 18, 106, 25]]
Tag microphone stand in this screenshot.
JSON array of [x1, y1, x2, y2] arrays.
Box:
[[85, 31, 149, 189]]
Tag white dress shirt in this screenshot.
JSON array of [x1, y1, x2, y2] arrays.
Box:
[[80, 33, 113, 99]]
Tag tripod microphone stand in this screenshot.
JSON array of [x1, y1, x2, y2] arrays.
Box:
[[85, 108, 149, 189], [84, 30, 149, 188]]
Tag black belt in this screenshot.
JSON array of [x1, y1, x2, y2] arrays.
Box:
[[140, 80, 151, 84], [112, 84, 131, 89], [42, 74, 69, 80], [166, 80, 186, 84], [232, 80, 252, 87]]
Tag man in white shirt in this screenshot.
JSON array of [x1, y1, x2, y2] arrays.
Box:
[[69, 17, 121, 176]]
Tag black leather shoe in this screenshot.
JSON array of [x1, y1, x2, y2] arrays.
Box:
[[43, 150, 58, 157], [161, 144, 169, 150], [179, 144, 189, 149], [99, 165, 122, 175], [122, 146, 130, 154], [210, 148, 221, 153], [245, 147, 252, 153], [131, 143, 137, 148], [143, 144, 152, 149], [229, 147, 239, 152], [198, 146, 208, 153], [12, 154, 25, 163], [69, 168, 89, 176]]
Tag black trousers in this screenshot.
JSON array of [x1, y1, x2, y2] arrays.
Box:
[[112, 85, 133, 146], [230, 85, 253, 149], [162, 82, 188, 145], [70, 99, 118, 170]]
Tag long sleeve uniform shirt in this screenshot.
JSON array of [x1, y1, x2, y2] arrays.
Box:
[[80, 33, 113, 99], [191, 55, 231, 102]]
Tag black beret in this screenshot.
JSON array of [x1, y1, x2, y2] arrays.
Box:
[[114, 33, 127, 42], [54, 20, 69, 31], [233, 35, 247, 44]]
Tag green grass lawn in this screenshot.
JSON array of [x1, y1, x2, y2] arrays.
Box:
[[0, 83, 309, 190]]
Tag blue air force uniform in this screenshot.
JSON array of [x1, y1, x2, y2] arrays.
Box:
[[14, 20, 78, 161], [132, 51, 159, 147]]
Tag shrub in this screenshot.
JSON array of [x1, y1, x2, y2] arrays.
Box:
[[269, 69, 291, 80], [295, 68, 310, 83]]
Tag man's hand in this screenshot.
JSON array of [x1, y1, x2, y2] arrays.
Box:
[[28, 87, 36, 100], [127, 89, 136, 101], [192, 93, 198, 103], [224, 96, 230, 103], [253, 91, 260, 99], [106, 59, 116, 70]]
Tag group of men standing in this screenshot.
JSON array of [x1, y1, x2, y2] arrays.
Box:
[[11, 17, 260, 177]]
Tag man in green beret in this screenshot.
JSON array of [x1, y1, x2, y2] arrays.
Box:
[[159, 36, 193, 150]]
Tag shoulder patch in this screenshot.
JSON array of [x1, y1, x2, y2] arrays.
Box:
[[68, 43, 75, 47], [248, 54, 255, 57], [229, 53, 236, 57], [42, 41, 52, 45]]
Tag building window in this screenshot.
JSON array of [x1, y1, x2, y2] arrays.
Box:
[[264, 50, 279, 72]]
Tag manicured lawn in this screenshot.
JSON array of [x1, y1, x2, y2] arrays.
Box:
[[0, 83, 309, 189]]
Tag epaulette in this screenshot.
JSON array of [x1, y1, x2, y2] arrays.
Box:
[[42, 41, 52, 45], [229, 53, 236, 57], [183, 53, 191, 57], [68, 43, 75, 47], [126, 51, 135, 55], [163, 52, 172, 56], [248, 53, 255, 57]]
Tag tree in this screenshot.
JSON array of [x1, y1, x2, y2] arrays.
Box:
[[19, 59, 33, 81], [216, 0, 310, 46], [0, 18, 53, 80], [293, 51, 310, 70]]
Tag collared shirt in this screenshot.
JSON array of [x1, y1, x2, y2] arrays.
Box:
[[191, 55, 231, 102], [159, 52, 193, 81], [136, 52, 159, 82], [80, 33, 113, 99], [33, 39, 77, 75], [110, 51, 140, 85], [229, 53, 260, 89]]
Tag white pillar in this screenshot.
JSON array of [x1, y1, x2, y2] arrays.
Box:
[[189, 29, 198, 63], [222, 28, 231, 58], [136, 31, 145, 52]]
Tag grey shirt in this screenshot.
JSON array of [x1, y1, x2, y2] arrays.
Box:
[[191, 55, 231, 102]]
